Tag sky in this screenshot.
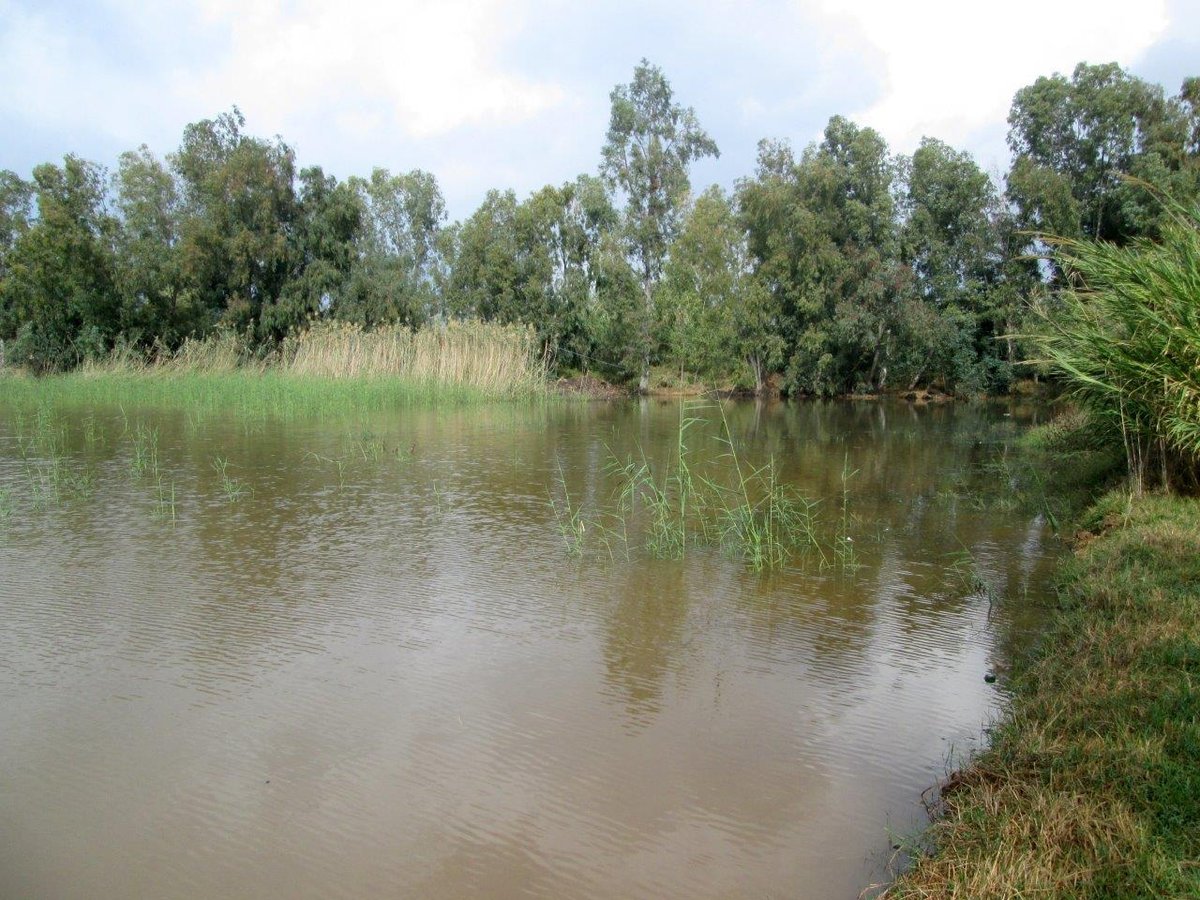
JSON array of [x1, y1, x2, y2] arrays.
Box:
[[1, 0, 1196, 220]]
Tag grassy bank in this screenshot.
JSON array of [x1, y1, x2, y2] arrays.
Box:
[[0, 321, 550, 417], [881, 491, 1200, 899]]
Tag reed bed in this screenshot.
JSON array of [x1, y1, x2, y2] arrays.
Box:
[[2, 321, 548, 417], [282, 321, 545, 396], [1031, 197, 1200, 493]]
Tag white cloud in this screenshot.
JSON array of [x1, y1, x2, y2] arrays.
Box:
[[180, 0, 565, 140], [0, 0, 1184, 216], [809, 0, 1170, 164], [0, 0, 565, 157]]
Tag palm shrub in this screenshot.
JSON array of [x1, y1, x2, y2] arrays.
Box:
[[1032, 194, 1200, 493]]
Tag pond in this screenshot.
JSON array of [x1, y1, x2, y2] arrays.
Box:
[[0, 396, 1059, 898]]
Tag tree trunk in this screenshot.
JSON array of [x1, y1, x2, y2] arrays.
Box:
[[638, 274, 653, 394], [867, 323, 886, 390], [749, 353, 765, 396]]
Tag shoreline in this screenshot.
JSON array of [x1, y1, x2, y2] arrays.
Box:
[[878, 491, 1200, 898]]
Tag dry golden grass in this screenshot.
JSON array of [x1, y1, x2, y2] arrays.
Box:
[[281, 320, 545, 394], [69, 320, 547, 398]]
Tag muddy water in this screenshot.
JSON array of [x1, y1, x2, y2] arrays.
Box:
[[0, 398, 1058, 899]]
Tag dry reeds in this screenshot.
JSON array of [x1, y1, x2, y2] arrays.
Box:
[[280, 320, 545, 394], [60, 320, 546, 402], [7, 320, 548, 417]]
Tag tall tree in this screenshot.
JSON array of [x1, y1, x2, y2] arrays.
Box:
[[0, 171, 34, 352], [443, 189, 521, 323], [171, 108, 297, 340], [900, 137, 1006, 392], [342, 168, 445, 326], [662, 186, 781, 393], [740, 119, 908, 396], [0, 156, 119, 371], [600, 59, 718, 392], [113, 145, 191, 347], [0, 171, 33, 280], [1007, 62, 1176, 243], [276, 166, 364, 335]]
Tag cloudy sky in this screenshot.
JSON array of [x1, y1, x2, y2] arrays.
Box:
[[2, 0, 1196, 219]]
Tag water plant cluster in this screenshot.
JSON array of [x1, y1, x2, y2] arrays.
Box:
[[6, 404, 96, 509], [548, 401, 859, 572], [0, 395, 440, 537], [0, 320, 548, 420]]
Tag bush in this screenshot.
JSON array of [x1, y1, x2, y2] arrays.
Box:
[[1032, 193, 1200, 493]]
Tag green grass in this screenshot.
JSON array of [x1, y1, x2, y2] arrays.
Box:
[[879, 492, 1200, 899], [0, 320, 552, 418], [0, 370, 548, 420], [555, 400, 836, 571]]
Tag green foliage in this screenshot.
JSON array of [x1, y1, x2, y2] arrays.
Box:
[[661, 186, 782, 391], [172, 107, 298, 341], [1032, 193, 1200, 492], [341, 167, 444, 327], [0, 155, 119, 372], [1007, 62, 1199, 244], [548, 401, 841, 571], [2, 60, 1197, 403], [601, 59, 719, 391], [739, 118, 911, 396]]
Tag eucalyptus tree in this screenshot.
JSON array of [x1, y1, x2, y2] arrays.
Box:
[[740, 119, 908, 396], [343, 167, 446, 326], [0, 171, 34, 350], [600, 59, 718, 391], [513, 175, 618, 369], [0, 156, 119, 371], [0, 170, 33, 280], [661, 186, 781, 393], [112, 145, 191, 346], [274, 166, 364, 336], [900, 137, 1006, 391], [443, 189, 521, 323], [1007, 62, 1187, 243], [171, 107, 298, 340]]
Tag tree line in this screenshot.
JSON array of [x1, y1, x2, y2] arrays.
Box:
[[1, 60, 1196, 394]]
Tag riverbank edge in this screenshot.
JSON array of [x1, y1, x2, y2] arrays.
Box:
[[878, 491, 1200, 899]]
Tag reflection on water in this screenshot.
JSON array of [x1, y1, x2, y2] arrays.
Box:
[[0, 398, 1058, 899]]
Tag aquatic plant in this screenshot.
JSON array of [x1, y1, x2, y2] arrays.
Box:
[[282, 320, 547, 399], [833, 452, 860, 573], [153, 476, 178, 524], [547, 462, 587, 557], [1031, 194, 1200, 493], [130, 423, 160, 478], [574, 401, 833, 571], [211, 456, 249, 503], [0, 322, 549, 422]]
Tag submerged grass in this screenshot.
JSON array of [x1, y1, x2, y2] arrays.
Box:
[[879, 492, 1200, 899], [560, 400, 843, 571]]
